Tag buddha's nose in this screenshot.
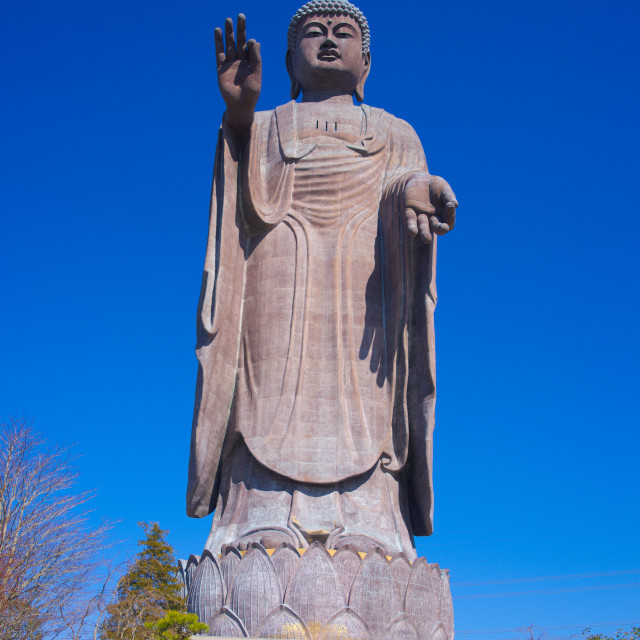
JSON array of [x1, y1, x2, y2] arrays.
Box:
[[320, 37, 338, 49]]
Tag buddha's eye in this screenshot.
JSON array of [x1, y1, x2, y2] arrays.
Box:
[[304, 29, 324, 37], [334, 31, 353, 38]]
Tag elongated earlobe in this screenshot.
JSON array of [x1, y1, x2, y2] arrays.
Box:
[[290, 80, 302, 100], [285, 50, 302, 100], [354, 51, 371, 103]]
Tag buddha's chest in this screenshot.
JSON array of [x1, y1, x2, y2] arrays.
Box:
[[290, 152, 383, 226], [289, 105, 384, 218], [295, 104, 365, 144]]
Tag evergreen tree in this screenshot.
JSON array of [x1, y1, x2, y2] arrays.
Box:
[[100, 522, 185, 640], [145, 611, 208, 639]]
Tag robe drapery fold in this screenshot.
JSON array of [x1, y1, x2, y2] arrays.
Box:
[[187, 101, 438, 536]]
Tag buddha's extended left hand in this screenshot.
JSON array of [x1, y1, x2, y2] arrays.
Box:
[[404, 173, 458, 244]]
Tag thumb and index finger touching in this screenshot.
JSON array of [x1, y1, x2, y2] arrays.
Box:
[[404, 175, 460, 242], [437, 182, 458, 232], [438, 181, 459, 211], [427, 176, 458, 233]]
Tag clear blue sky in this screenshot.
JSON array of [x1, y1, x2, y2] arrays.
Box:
[[2, 0, 639, 637]]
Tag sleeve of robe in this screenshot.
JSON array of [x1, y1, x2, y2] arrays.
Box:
[[186, 112, 294, 518], [381, 117, 438, 537]]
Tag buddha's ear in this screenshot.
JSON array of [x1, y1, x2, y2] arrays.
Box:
[[354, 51, 371, 103], [286, 50, 302, 100]]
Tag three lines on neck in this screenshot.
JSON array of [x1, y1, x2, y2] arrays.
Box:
[[316, 120, 338, 131]]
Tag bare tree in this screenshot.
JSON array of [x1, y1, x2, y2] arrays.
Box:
[[0, 417, 111, 639], [56, 563, 126, 640]]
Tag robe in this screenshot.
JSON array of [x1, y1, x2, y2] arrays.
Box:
[[187, 100, 438, 549]]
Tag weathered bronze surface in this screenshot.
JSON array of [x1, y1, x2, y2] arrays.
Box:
[[187, 0, 457, 588]]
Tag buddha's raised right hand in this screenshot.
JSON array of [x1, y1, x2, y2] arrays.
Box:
[[215, 14, 262, 137]]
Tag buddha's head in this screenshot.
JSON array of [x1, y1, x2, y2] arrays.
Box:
[[286, 0, 371, 101]]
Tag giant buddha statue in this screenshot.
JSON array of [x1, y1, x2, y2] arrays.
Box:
[[187, 0, 458, 561]]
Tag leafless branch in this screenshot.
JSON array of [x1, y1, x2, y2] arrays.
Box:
[[0, 417, 112, 640]]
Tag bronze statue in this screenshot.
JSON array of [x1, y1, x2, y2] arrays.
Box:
[[187, 0, 458, 560]]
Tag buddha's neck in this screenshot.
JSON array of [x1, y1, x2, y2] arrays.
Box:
[[301, 92, 355, 107]]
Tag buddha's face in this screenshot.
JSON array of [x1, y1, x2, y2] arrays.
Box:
[[291, 14, 369, 95]]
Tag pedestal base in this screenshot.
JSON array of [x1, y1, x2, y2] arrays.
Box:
[[179, 542, 453, 640]]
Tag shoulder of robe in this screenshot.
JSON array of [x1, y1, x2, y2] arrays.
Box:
[[386, 115, 423, 147], [251, 109, 277, 138], [384, 115, 428, 168], [347, 104, 395, 155], [254, 109, 276, 124]]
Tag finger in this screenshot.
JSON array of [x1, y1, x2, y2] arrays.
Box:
[[441, 202, 456, 230], [236, 13, 247, 58], [430, 216, 450, 235], [225, 17, 237, 62], [247, 39, 262, 73], [418, 213, 433, 244], [214, 27, 225, 68], [439, 182, 459, 209], [404, 207, 419, 237]]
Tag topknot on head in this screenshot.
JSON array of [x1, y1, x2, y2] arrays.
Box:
[[287, 0, 370, 54]]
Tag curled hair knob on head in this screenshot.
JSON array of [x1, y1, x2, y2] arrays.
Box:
[[287, 0, 370, 53]]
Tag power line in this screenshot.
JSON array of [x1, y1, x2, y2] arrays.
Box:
[[428, 528, 640, 546], [454, 581, 640, 599], [452, 569, 640, 587], [457, 621, 640, 635]]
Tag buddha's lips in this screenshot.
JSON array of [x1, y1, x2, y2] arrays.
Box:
[[318, 50, 340, 60]]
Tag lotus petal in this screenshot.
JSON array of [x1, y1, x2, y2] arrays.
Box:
[[226, 543, 283, 636], [186, 553, 200, 592], [331, 545, 362, 599], [176, 559, 188, 600], [389, 553, 412, 601], [430, 622, 449, 640], [403, 559, 437, 640], [348, 548, 402, 640], [208, 606, 249, 638], [221, 545, 243, 591], [437, 570, 453, 640], [271, 542, 301, 593], [428, 564, 442, 617], [256, 604, 312, 639], [380, 614, 419, 640], [285, 541, 346, 634], [187, 550, 225, 626], [317, 606, 371, 640]]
